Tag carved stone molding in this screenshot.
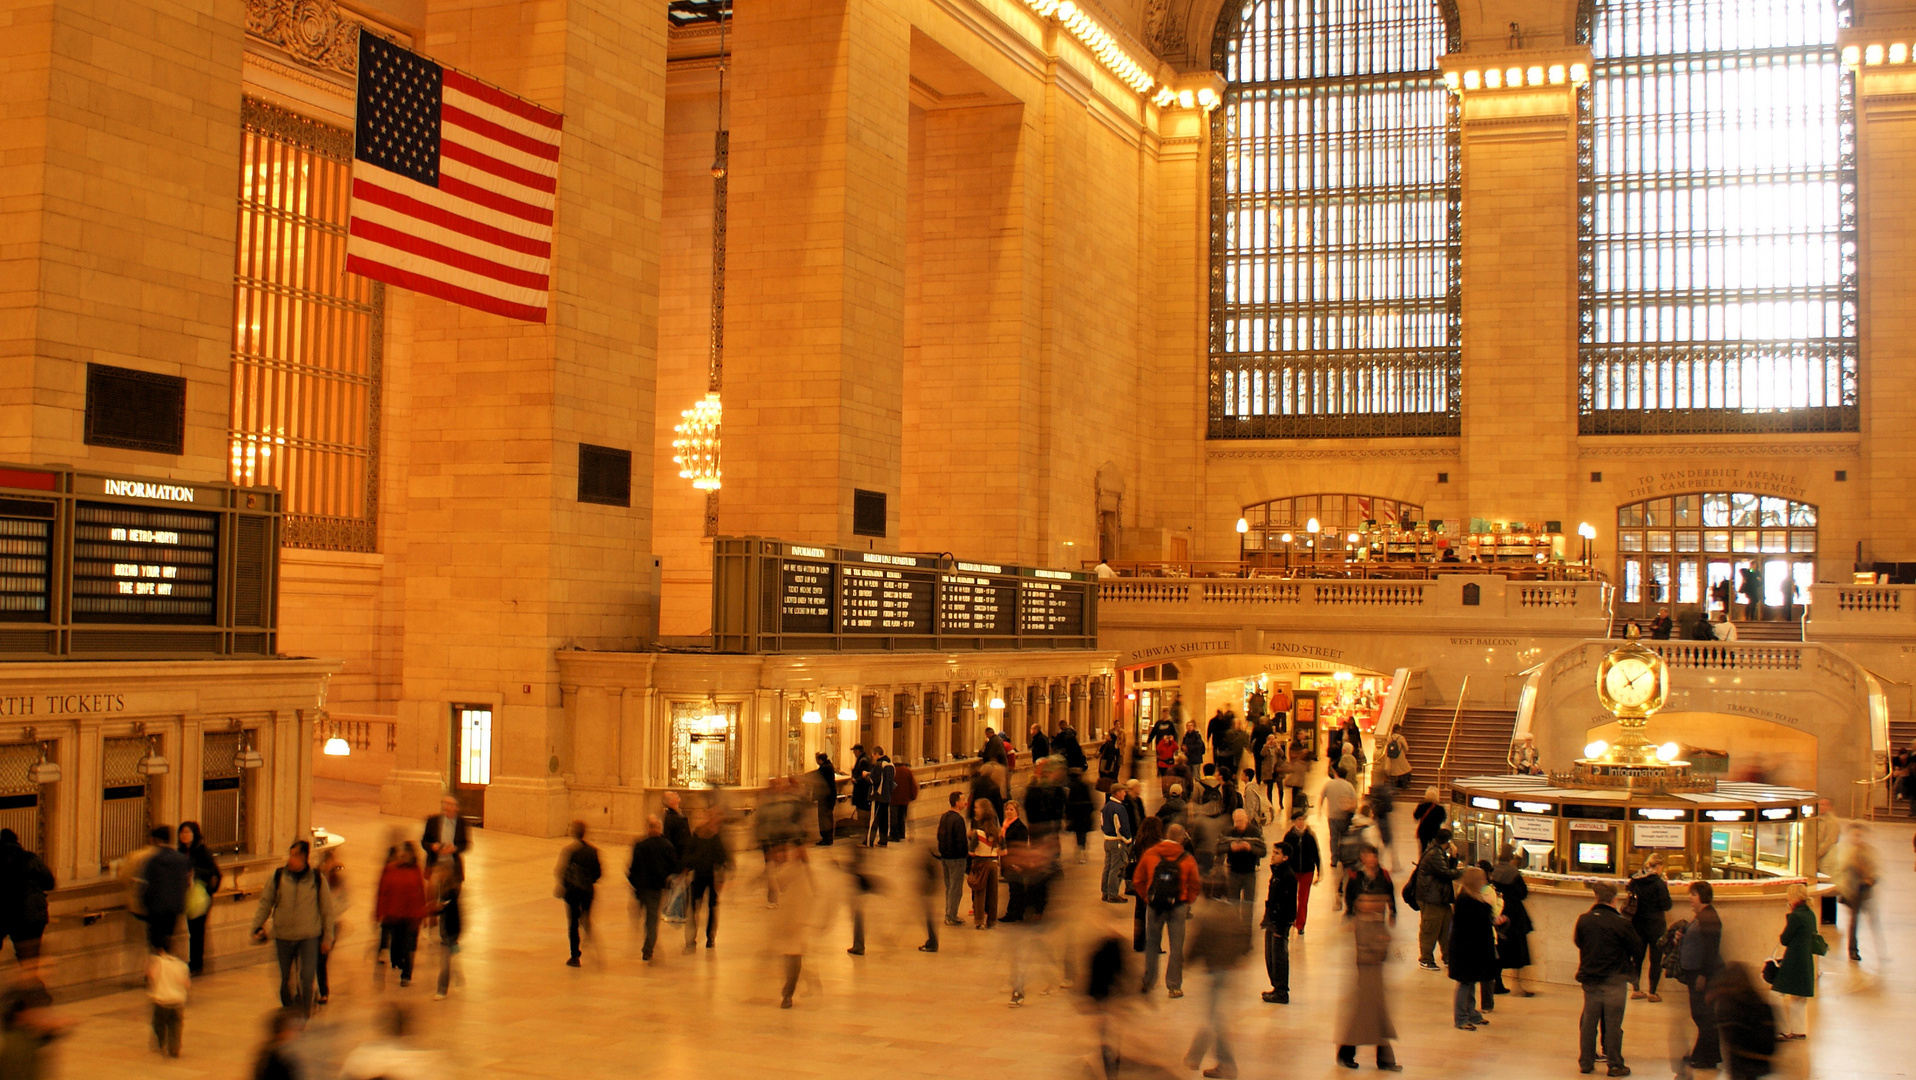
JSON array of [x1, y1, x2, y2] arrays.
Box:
[[1207, 447, 1462, 462], [246, 0, 362, 76], [1577, 442, 1859, 459]]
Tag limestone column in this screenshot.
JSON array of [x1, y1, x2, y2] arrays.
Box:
[[1855, 45, 1916, 561], [722, 0, 911, 547], [1450, 52, 1586, 532], [384, 0, 669, 837]]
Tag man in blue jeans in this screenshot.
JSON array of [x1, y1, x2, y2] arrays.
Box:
[[1099, 786, 1133, 902], [935, 791, 970, 924], [1133, 823, 1202, 998], [249, 840, 335, 1015]]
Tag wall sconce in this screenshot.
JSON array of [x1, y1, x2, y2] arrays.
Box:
[[236, 728, 264, 770], [23, 730, 58, 785], [988, 694, 1006, 711], [837, 703, 858, 724], [801, 694, 822, 725], [136, 734, 170, 776]]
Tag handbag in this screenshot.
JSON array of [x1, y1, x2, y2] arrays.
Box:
[[1761, 958, 1779, 986], [185, 881, 211, 920], [966, 862, 989, 891]]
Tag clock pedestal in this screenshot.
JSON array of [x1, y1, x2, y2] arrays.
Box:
[[1565, 718, 1715, 794]]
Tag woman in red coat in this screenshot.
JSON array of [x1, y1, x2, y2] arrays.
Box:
[[373, 842, 431, 986]]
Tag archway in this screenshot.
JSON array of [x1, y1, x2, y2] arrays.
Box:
[[1238, 493, 1427, 566]]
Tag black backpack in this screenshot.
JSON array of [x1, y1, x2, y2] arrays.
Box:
[[1660, 919, 1688, 979], [1400, 865, 1421, 911], [1147, 852, 1187, 912]]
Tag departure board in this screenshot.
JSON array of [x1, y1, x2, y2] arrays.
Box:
[[713, 539, 1096, 653], [1020, 574, 1087, 636], [0, 500, 54, 622], [71, 501, 219, 623], [778, 558, 834, 634]]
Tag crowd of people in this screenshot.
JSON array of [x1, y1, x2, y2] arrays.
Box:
[[0, 704, 1898, 1078]]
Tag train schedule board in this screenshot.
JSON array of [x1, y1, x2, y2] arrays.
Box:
[[0, 464, 281, 659], [713, 537, 1097, 654]]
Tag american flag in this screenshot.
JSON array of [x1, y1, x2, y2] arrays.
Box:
[[346, 33, 563, 323]]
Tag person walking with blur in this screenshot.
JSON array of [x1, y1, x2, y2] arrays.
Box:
[[1335, 844, 1401, 1071], [1711, 962, 1779, 1080], [1575, 881, 1640, 1077], [1680, 880, 1726, 1074], [1412, 787, 1447, 851], [249, 1008, 303, 1080], [249, 840, 335, 1015], [1281, 809, 1322, 936], [176, 822, 219, 976], [1184, 882, 1251, 1078], [1218, 809, 1265, 914], [1772, 882, 1821, 1040], [145, 945, 189, 1057], [1628, 853, 1673, 1002], [1134, 822, 1201, 998], [1099, 784, 1132, 902], [936, 791, 970, 924], [140, 826, 192, 956], [968, 798, 1002, 930], [555, 823, 601, 967], [1129, 815, 1165, 953], [1260, 842, 1297, 1004], [1835, 822, 1882, 965], [627, 815, 679, 963], [1448, 866, 1497, 1031], [1066, 768, 1096, 865], [375, 843, 429, 986], [769, 844, 814, 1009], [683, 809, 731, 952]]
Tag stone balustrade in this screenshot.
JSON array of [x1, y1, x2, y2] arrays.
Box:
[[1098, 574, 1610, 630]]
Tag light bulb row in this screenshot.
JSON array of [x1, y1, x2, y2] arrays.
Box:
[[1445, 62, 1589, 94], [1843, 42, 1916, 68], [1153, 85, 1219, 111], [1025, 0, 1157, 96]]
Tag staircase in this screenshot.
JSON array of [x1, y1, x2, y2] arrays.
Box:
[[1395, 706, 1518, 792]]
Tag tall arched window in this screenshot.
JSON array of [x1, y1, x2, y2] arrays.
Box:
[[1209, 0, 1461, 440], [1579, 0, 1857, 434]]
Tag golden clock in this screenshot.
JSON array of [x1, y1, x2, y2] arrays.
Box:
[[1595, 640, 1667, 717]]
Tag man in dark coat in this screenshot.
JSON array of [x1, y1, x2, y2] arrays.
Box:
[[1182, 722, 1207, 774], [1028, 726, 1051, 762], [865, 749, 895, 847], [556, 821, 601, 967], [1260, 843, 1297, 1002], [660, 790, 691, 858], [1575, 881, 1643, 1077], [1205, 711, 1233, 769], [813, 752, 838, 846], [980, 728, 1006, 765], [1054, 724, 1087, 772], [1680, 880, 1726, 1072], [0, 830, 54, 963], [140, 826, 192, 954], [934, 791, 970, 925], [422, 794, 472, 872], [626, 816, 680, 962]]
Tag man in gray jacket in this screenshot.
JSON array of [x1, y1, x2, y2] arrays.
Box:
[[250, 840, 335, 1014]]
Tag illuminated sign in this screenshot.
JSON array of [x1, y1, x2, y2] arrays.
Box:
[[101, 479, 197, 503], [1510, 800, 1555, 815], [1703, 809, 1750, 822], [71, 502, 218, 623], [1568, 820, 1610, 832], [1760, 807, 1796, 821], [788, 545, 828, 558], [1470, 796, 1501, 810], [1634, 808, 1689, 821]]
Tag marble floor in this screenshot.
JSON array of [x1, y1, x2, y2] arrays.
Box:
[[36, 780, 1916, 1079]]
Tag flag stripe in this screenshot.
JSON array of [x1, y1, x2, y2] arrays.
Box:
[[352, 185, 552, 264], [442, 69, 563, 132], [349, 216, 550, 291], [345, 237, 549, 307], [347, 253, 549, 323], [440, 116, 560, 179], [443, 84, 562, 145], [441, 102, 560, 163], [438, 172, 554, 227], [441, 138, 558, 194]]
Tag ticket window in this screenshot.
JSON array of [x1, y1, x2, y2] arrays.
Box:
[[452, 705, 491, 825], [671, 702, 741, 788]]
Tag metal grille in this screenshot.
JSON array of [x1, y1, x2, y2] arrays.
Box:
[[1578, 0, 1858, 435], [100, 736, 150, 866], [0, 744, 37, 796], [233, 513, 270, 626], [85, 364, 188, 454], [1209, 0, 1461, 439], [231, 98, 383, 552], [577, 444, 633, 507], [202, 731, 244, 854]]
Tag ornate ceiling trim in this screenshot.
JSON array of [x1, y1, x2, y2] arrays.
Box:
[[1207, 446, 1461, 462], [1578, 442, 1860, 459]]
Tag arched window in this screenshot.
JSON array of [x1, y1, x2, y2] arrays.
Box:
[[1579, 0, 1857, 434], [1612, 492, 1816, 619], [1240, 492, 1425, 560], [1209, 0, 1461, 440]]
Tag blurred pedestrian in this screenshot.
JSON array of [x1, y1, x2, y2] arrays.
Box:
[[1575, 880, 1640, 1077], [1448, 865, 1496, 1031], [1001, 800, 1031, 923], [0, 830, 54, 973], [849, 746, 874, 841], [1771, 882, 1821, 1039], [1260, 842, 1296, 1003], [249, 1008, 303, 1080], [661, 791, 692, 923], [1129, 815, 1165, 952], [1412, 787, 1447, 851], [1680, 880, 1726, 1073], [1835, 822, 1882, 964], [1217, 809, 1265, 912], [1711, 961, 1778, 1080], [312, 846, 346, 1004], [140, 825, 191, 955], [249, 839, 335, 1015], [769, 844, 814, 1008], [145, 947, 188, 1057], [1134, 822, 1200, 998], [555, 822, 601, 966], [1066, 768, 1096, 864], [1335, 845, 1401, 1071], [1184, 884, 1251, 1078], [843, 841, 877, 956], [754, 776, 801, 905], [0, 984, 68, 1079], [968, 798, 1002, 930], [683, 809, 732, 952], [375, 842, 430, 987], [627, 815, 679, 963], [339, 1002, 442, 1080], [915, 844, 942, 953], [429, 845, 463, 1000], [176, 822, 219, 976]]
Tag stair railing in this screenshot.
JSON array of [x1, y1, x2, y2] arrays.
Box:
[[1436, 676, 1469, 790]]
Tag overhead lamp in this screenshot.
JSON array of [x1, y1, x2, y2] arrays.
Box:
[[801, 697, 822, 725], [136, 737, 170, 776], [1235, 517, 1249, 534], [837, 705, 858, 724], [1346, 533, 1360, 544], [322, 733, 350, 757], [989, 695, 1006, 710], [1656, 741, 1682, 762], [1583, 740, 1608, 759], [671, 392, 723, 492]]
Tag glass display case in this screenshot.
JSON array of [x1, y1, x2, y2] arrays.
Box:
[[1448, 775, 1816, 882]]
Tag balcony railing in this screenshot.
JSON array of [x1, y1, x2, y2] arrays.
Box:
[[1098, 574, 1612, 630], [1805, 584, 1916, 637]]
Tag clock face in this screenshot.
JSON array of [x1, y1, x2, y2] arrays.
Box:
[[1603, 657, 1659, 709]]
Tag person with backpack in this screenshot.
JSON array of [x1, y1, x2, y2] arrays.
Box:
[[1383, 731, 1413, 788], [1414, 829, 1462, 970], [1680, 880, 1726, 1073], [1132, 822, 1202, 998], [554, 821, 601, 967], [1627, 853, 1674, 1001], [248, 840, 335, 1015]]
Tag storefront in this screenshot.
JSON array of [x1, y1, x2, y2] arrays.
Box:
[[1123, 662, 1184, 746]]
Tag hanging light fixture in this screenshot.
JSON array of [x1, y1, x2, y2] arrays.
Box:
[[235, 729, 264, 770], [322, 720, 350, 757], [136, 733, 170, 776], [672, 392, 723, 491], [24, 731, 58, 785]]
